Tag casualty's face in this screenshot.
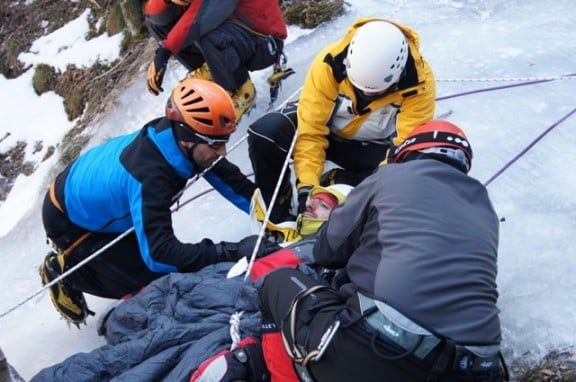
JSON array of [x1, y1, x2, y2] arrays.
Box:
[[303, 192, 338, 220], [181, 141, 227, 168]]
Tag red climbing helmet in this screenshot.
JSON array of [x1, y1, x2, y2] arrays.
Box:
[[395, 120, 473, 172]]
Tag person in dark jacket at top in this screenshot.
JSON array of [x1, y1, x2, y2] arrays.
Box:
[[144, 0, 288, 122], [256, 120, 509, 381], [39, 78, 275, 327]]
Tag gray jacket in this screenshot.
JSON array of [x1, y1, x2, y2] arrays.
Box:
[[314, 159, 501, 345]]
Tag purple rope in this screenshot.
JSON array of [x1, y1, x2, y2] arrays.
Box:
[[173, 172, 255, 211], [483, 106, 576, 187], [174, 76, 575, 204], [437, 73, 575, 101]]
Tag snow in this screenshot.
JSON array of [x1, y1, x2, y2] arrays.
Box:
[[0, 0, 575, 379]]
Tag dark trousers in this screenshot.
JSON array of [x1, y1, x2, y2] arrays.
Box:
[[260, 268, 505, 382], [42, 192, 161, 299], [247, 102, 390, 221], [147, 20, 282, 90]]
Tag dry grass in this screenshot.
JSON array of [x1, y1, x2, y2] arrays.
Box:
[[511, 349, 576, 382]]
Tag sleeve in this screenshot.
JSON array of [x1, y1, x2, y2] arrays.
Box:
[[204, 157, 256, 214], [162, 0, 239, 54], [294, 49, 340, 188], [145, 0, 182, 27], [127, 170, 229, 274], [393, 60, 436, 145], [313, 173, 376, 268]]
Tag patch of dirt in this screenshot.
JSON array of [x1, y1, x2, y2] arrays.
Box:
[[511, 349, 576, 382]]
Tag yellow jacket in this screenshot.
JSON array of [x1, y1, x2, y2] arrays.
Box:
[[294, 18, 436, 188]]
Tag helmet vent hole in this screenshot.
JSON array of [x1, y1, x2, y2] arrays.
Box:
[[194, 117, 214, 126], [182, 88, 197, 99], [185, 106, 209, 113]]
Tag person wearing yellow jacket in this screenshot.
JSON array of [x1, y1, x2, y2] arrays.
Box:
[[247, 18, 436, 223]]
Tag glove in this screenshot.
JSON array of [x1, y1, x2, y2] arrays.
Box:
[[216, 235, 281, 262], [146, 47, 171, 96], [296, 186, 311, 214], [190, 337, 268, 382], [319, 168, 362, 187]]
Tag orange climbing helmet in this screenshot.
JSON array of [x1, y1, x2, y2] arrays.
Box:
[[166, 78, 236, 142]]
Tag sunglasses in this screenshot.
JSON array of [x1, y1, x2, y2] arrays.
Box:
[[175, 122, 230, 147], [192, 131, 229, 147]]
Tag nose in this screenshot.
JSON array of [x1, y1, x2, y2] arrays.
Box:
[[305, 197, 315, 211]]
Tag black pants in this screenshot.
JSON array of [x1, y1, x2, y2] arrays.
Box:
[[247, 102, 390, 221], [259, 268, 505, 382], [42, 192, 161, 299], [147, 20, 282, 90]]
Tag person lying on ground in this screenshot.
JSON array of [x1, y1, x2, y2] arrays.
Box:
[[31, 184, 353, 382]]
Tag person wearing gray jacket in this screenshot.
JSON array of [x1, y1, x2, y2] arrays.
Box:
[[259, 120, 508, 382]]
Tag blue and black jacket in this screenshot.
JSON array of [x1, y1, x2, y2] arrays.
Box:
[[52, 118, 255, 273]]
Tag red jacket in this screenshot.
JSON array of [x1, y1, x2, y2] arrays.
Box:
[[145, 0, 287, 54]]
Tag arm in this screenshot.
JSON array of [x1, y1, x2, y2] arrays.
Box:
[[127, 171, 229, 273], [205, 157, 256, 214], [294, 49, 340, 188], [393, 60, 436, 145], [313, 174, 376, 268], [145, 0, 182, 27]]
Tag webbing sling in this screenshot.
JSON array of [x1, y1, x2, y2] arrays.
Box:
[[48, 182, 92, 257]]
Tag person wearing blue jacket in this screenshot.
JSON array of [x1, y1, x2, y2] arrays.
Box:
[[39, 79, 269, 326]]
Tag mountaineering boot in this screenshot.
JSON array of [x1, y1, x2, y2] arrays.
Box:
[[39, 251, 93, 327], [186, 62, 213, 82], [229, 77, 256, 122]]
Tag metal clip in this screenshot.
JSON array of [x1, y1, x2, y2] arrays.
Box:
[[314, 320, 340, 362]]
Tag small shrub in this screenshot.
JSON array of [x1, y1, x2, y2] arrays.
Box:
[[121, 0, 147, 37], [61, 127, 90, 165], [282, 0, 344, 29], [106, 2, 126, 36], [32, 64, 58, 95]]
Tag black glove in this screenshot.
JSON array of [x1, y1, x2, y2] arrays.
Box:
[[297, 186, 311, 214], [216, 235, 281, 262], [146, 47, 171, 95], [190, 338, 268, 382], [319, 168, 363, 187]]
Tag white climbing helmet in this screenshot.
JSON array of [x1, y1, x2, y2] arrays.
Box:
[[346, 21, 409, 93]]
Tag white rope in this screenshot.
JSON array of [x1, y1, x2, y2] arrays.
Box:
[[0, 135, 246, 321], [243, 87, 301, 281], [386, 0, 409, 19], [229, 311, 244, 350]]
